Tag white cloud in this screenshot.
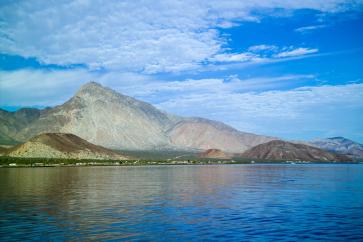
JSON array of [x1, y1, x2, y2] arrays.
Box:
[[0, 0, 359, 73], [156, 82, 363, 140], [0, 68, 314, 105], [122, 74, 315, 99], [274, 47, 319, 58], [295, 25, 327, 33], [157, 82, 363, 119], [205, 46, 320, 67], [209, 52, 263, 63], [248, 45, 278, 52]]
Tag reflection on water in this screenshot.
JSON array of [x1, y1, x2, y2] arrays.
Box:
[[1, 164, 363, 241]]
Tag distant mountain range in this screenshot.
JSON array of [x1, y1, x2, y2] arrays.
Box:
[[310, 137, 363, 159], [0, 82, 360, 162], [2, 133, 130, 160]]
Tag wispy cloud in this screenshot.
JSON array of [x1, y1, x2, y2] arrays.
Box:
[[0, 69, 314, 106], [206, 46, 320, 67], [295, 25, 327, 33], [157, 82, 363, 140], [209, 52, 264, 63], [0, 0, 359, 73], [248, 45, 278, 52], [274, 48, 319, 58]]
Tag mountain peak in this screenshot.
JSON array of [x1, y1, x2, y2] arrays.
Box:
[[75, 81, 119, 100], [81, 81, 103, 89], [77, 81, 107, 93]]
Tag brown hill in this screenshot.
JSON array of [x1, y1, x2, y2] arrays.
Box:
[[198, 149, 233, 159], [6, 133, 131, 160], [242, 140, 351, 162]]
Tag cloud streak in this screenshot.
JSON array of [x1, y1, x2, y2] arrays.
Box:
[[274, 47, 319, 58], [295, 25, 327, 33]]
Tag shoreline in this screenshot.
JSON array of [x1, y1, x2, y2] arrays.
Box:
[[0, 161, 361, 168]]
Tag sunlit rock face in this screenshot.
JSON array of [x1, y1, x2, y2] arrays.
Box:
[[168, 118, 275, 153], [0, 82, 274, 152]]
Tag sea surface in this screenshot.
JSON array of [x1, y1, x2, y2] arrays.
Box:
[[1, 164, 363, 241]]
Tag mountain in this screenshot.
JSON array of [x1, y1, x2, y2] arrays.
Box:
[[198, 149, 233, 159], [0, 82, 274, 152], [168, 118, 275, 152], [310, 137, 363, 159], [0, 108, 40, 145], [242, 140, 351, 162], [4, 133, 130, 160]]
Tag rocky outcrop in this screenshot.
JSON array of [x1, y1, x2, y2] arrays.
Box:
[[242, 140, 351, 162]]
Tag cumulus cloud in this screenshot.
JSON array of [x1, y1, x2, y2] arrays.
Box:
[[0, 0, 360, 73]]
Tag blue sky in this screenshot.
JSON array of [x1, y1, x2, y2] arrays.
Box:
[[0, 0, 363, 142]]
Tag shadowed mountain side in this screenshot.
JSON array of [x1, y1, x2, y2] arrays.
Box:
[[0, 108, 41, 145], [5, 133, 131, 160], [242, 140, 351, 162]]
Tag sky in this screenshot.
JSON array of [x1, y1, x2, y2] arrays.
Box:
[[0, 0, 363, 142]]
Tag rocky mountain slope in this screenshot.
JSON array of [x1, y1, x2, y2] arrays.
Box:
[[0, 82, 274, 152], [0, 108, 41, 145], [4, 133, 130, 160], [242, 140, 351, 162], [198, 149, 233, 159], [168, 118, 275, 152], [310, 137, 363, 159]]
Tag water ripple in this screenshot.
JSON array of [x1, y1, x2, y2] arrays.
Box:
[[1, 164, 363, 241]]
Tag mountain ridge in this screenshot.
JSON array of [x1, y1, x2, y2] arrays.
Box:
[[310, 137, 363, 158], [0, 82, 275, 152]]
